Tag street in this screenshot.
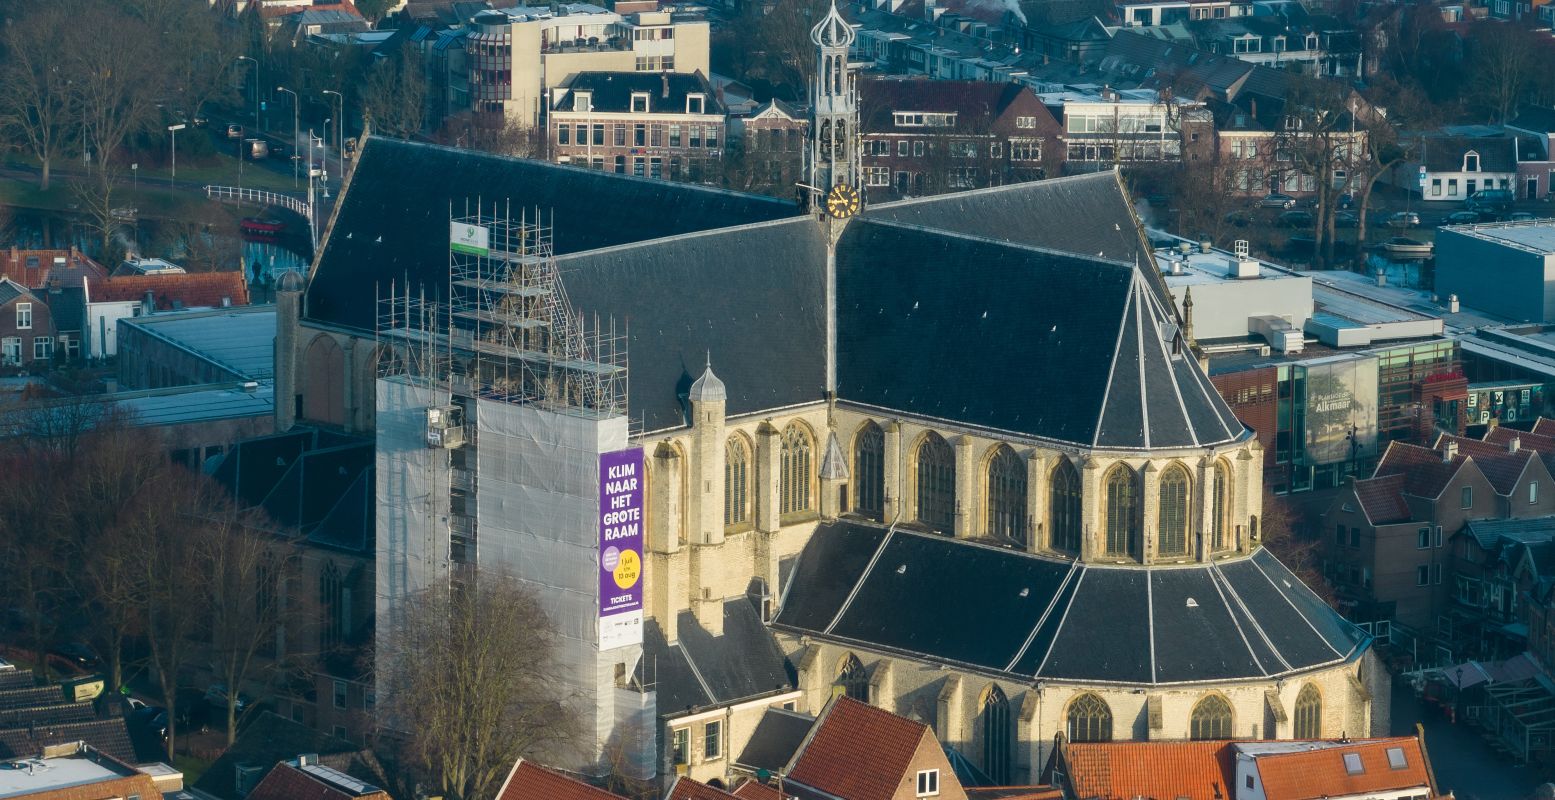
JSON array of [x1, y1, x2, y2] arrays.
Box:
[[1391, 679, 1544, 799]]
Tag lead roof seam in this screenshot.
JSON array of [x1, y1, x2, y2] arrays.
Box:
[[1142, 278, 1200, 446], [1147, 570, 1158, 684], [1091, 276, 1137, 448], [675, 644, 719, 706], [1212, 560, 1293, 673], [1135, 274, 1151, 449], [1035, 566, 1089, 677], [1248, 554, 1347, 660], [1182, 330, 1239, 440], [1205, 561, 1272, 677], [821, 528, 896, 636], [1003, 557, 1083, 674]]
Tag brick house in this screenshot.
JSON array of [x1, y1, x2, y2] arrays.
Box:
[[0, 277, 55, 370], [548, 71, 728, 182], [1323, 430, 1555, 636], [858, 78, 1063, 201], [731, 99, 808, 198], [0, 247, 106, 362]]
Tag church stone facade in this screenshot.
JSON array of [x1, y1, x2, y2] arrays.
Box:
[[279, 2, 1383, 786]]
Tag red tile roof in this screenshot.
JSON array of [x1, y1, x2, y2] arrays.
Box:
[[1060, 740, 1234, 800], [90, 272, 250, 310], [0, 247, 107, 289], [731, 779, 783, 800], [1248, 737, 1433, 800], [261, 0, 361, 17], [786, 696, 934, 800], [1353, 473, 1412, 525], [667, 776, 742, 800], [965, 789, 1064, 800], [1534, 418, 1555, 438], [247, 762, 392, 800], [1374, 441, 1467, 499], [494, 761, 625, 800], [1436, 433, 1535, 495]]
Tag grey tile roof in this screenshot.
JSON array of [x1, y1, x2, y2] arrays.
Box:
[[773, 521, 1369, 685], [1463, 516, 1555, 551], [312, 141, 1244, 449], [735, 707, 814, 773], [641, 597, 795, 717], [556, 72, 723, 115], [1422, 136, 1518, 174]]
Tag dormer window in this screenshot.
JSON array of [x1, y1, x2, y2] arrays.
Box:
[[687, 94, 705, 114], [574, 91, 592, 112], [1465, 151, 1480, 172], [631, 92, 650, 113], [1305, 33, 1319, 49]]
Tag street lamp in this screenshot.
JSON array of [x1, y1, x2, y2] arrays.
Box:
[[236, 56, 259, 127], [277, 85, 299, 187], [167, 123, 185, 184], [322, 89, 343, 178]]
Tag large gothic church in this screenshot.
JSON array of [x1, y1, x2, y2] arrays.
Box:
[[275, 2, 1385, 786]]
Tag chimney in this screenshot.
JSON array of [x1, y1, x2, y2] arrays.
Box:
[[1448, 293, 1460, 313], [142, 290, 156, 315], [1250, 97, 1258, 121], [1441, 440, 1458, 463], [662, 73, 670, 99], [1510, 436, 1522, 453]]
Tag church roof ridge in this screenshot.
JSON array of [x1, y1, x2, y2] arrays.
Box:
[[853, 215, 1136, 269]]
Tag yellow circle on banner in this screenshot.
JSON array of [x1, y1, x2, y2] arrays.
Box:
[[613, 550, 641, 590]]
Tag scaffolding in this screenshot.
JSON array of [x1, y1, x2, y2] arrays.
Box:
[[374, 201, 649, 776], [377, 200, 627, 417]]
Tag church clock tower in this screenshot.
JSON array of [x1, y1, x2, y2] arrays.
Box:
[[809, 0, 861, 216]]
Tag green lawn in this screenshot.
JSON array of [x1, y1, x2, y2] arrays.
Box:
[[174, 754, 213, 785], [0, 176, 232, 222]]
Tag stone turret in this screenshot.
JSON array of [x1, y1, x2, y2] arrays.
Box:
[[275, 269, 305, 432], [688, 357, 726, 546]]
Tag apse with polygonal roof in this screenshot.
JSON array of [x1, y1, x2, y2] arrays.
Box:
[[276, 2, 1381, 786]]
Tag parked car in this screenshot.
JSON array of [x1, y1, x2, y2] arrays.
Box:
[[1224, 210, 1253, 227], [225, 123, 243, 140], [243, 138, 268, 160], [1445, 211, 1482, 225], [49, 642, 100, 670], [1335, 211, 1359, 228], [1278, 210, 1314, 227], [1466, 188, 1516, 214], [1259, 193, 1297, 209], [1385, 211, 1421, 229], [192, 114, 208, 127], [269, 143, 291, 161], [1510, 212, 1537, 222]]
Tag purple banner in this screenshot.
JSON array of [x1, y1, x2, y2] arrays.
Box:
[[599, 448, 645, 632]]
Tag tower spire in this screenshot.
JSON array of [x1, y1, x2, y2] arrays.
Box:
[[808, 0, 860, 213]]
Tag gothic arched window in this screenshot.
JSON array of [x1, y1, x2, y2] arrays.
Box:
[[854, 422, 885, 521], [1050, 459, 1082, 553], [780, 424, 813, 516], [1067, 693, 1112, 743], [987, 446, 1027, 545], [319, 560, 345, 651], [819, 120, 832, 158], [1190, 695, 1233, 740], [1158, 465, 1191, 557], [1104, 466, 1141, 559], [980, 686, 1012, 784], [1294, 684, 1322, 739], [1213, 461, 1230, 551], [725, 437, 750, 527], [837, 654, 868, 702], [916, 433, 955, 533]]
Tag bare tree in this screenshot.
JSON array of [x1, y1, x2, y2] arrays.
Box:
[[66, 3, 164, 179], [68, 165, 130, 266], [1260, 489, 1337, 607], [205, 509, 295, 745], [126, 0, 240, 125], [1274, 79, 1363, 269], [0, 2, 77, 190], [379, 575, 582, 800], [129, 468, 221, 759], [362, 43, 427, 140], [1466, 21, 1548, 125]]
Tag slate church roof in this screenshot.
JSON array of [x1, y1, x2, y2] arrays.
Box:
[[773, 520, 1369, 685], [309, 138, 1244, 450]]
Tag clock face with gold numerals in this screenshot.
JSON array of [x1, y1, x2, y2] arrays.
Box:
[[825, 182, 861, 219]]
